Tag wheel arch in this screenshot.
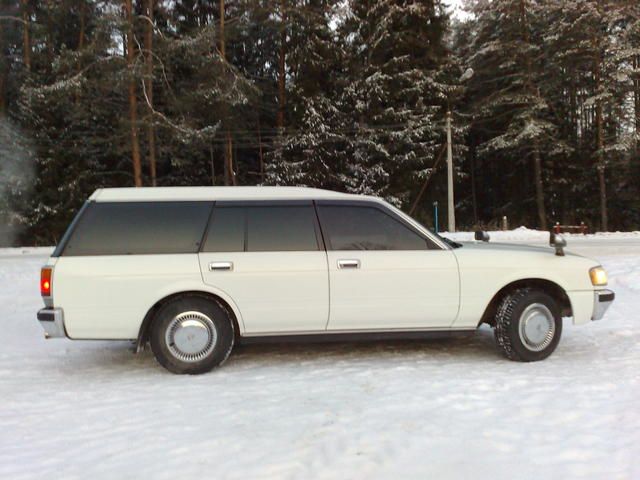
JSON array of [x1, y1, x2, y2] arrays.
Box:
[[479, 278, 572, 327], [136, 290, 241, 353]]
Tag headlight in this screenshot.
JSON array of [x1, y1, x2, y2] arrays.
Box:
[[589, 266, 608, 286]]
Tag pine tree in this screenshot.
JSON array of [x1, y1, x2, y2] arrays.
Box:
[[266, 0, 348, 189], [464, 0, 560, 229]]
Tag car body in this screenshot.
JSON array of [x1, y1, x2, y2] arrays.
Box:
[[37, 186, 614, 373]]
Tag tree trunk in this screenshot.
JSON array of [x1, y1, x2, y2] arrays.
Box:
[[0, 21, 5, 115], [21, 0, 30, 71], [78, 1, 86, 50], [634, 55, 639, 151], [145, 0, 157, 186], [210, 142, 215, 185], [219, 0, 225, 58], [470, 146, 478, 225], [74, 1, 86, 104], [258, 118, 265, 183], [219, 0, 235, 186], [532, 149, 546, 229], [125, 0, 143, 187], [277, 0, 286, 129], [594, 15, 607, 231], [226, 130, 236, 185]]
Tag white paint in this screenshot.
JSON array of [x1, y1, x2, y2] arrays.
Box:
[[325, 249, 460, 330], [198, 251, 329, 333], [45, 191, 607, 339], [90, 185, 354, 202]]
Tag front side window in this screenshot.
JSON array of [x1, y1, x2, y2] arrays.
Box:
[[62, 201, 212, 256], [202, 204, 320, 252], [318, 205, 429, 251]]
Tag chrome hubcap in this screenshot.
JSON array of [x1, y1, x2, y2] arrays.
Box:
[[518, 303, 555, 352], [165, 311, 217, 362]]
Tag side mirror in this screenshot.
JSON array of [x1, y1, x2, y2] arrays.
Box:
[[550, 232, 567, 256], [474, 230, 490, 242]]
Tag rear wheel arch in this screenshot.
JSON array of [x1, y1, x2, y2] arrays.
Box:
[[479, 278, 572, 327], [136, 291, 241, 352]]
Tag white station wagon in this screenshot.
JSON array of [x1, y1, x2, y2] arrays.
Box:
[[37, 186, 614, 374]]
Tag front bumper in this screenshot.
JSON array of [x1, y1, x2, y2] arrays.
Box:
[[37, 308, 67, 338], [592, 289, 615, 321]]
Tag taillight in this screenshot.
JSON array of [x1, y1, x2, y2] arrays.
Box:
[[41, 267, 52, 297]]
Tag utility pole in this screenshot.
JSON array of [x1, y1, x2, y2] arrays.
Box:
[[446, 110, 455, 232]]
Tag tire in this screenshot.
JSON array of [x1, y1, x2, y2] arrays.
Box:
[[149, 295, 235, 374], [494, 288, 562, 362]]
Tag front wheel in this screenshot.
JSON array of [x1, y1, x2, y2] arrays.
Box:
[[494, 288, 562, 362], [150, 295, 235, 374]]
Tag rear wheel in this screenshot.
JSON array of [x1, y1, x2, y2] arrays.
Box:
[[494, 288, 562, 362], [150, 295, 235, 374]]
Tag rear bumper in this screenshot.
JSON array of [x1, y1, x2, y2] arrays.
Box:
[[592, 289, 615, 321], [37, 308, 67, 338]]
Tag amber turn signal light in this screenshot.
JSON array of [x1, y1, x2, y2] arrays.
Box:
[[589, 266, 608, 286]]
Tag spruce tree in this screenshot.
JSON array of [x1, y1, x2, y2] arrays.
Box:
[[339, 0, 453, 207]]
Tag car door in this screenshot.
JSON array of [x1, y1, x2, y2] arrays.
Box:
[[316, 201, 460, 331], [198, 202, 329, 334]]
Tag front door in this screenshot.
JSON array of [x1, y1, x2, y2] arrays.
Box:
[[316, 202, 460, 331]]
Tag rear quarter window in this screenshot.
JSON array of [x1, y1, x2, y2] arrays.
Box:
[[61, 201, 212, 256]]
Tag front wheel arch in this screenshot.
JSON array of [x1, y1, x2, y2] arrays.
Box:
[[479, 278, 572, 327]]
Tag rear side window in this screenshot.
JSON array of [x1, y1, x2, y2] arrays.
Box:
[[247, 206, 319, 252], [317, 205, 429, 251], [202, 207, 245, 252], [62, 202, 211, 256], [202, 204, 320, 252]]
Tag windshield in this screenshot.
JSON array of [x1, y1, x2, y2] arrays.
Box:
[[385, 202, 463, 249], [426, 229, 462, 249]]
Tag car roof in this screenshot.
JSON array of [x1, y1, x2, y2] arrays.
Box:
[[90, 186, 358, 202]]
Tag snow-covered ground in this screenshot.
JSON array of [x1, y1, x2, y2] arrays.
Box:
[[1, 232, 639, 480]]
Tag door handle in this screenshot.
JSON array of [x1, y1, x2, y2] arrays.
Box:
[[337, 259, 360, 269], [209, 261, 233, 272]]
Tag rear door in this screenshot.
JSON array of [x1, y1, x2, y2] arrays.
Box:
[[198, 202, 329, 334], [317, 201, 460, 331]]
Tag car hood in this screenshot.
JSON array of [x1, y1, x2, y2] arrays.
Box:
[[456, 241, 584, 258]]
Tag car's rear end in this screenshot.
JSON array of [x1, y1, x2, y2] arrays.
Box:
[[38, 259, 65, 338], [36, 200, 92, 339]]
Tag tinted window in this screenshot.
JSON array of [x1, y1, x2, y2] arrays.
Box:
[[63, 201, 211, 256], [318, 205, 428, 250], [202, 207, 245, 252], [247, 206, 319, 252]]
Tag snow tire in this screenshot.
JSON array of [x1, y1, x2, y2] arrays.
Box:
[[494, 288, 562, 362]]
